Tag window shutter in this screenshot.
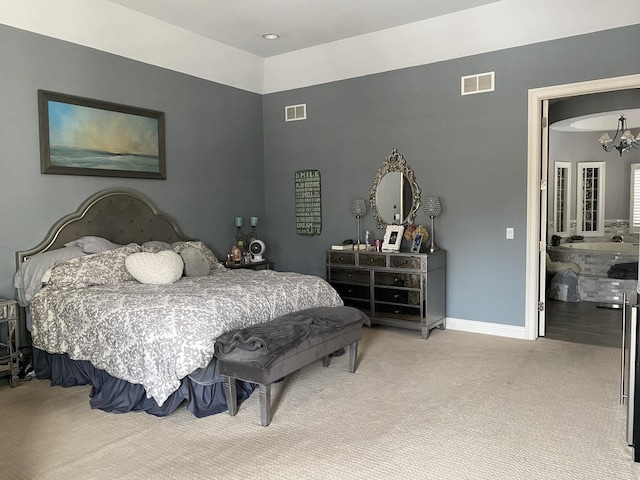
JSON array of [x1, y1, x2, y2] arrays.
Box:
[[630, 164, 640, 233]]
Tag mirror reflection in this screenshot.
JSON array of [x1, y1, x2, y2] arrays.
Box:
[[377, 172, 414, 224], [369, 148, 421, 228]]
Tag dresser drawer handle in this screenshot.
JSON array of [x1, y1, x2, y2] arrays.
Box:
[[347, 274, 353, 278], [394, 278, 399, 283], [393, 294, 400, 300], [347, 288, 354, 294]]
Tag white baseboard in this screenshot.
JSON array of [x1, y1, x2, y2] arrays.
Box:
[[445, 317, 528, 340]]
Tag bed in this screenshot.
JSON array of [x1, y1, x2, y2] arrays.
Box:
[[15, 188, 343, 417]]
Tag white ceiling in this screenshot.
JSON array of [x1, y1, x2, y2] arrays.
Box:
[[2, 0, 640, 93], [551, 110, 640, 132], [107, 0, 500, 57]]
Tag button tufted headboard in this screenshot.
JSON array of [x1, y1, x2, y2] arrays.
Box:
[[16, 188, 192, 266]]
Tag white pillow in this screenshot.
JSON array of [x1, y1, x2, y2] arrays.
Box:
[[125, 251, 184, 285]]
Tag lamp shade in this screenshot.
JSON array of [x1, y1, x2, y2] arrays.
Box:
[[351, 198, 367, 217], [424, 196, 442, 217]]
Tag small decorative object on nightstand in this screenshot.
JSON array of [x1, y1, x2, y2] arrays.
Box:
[[249, 239, 266, 262], [234, 217, 246, 251], [0, 299, 20, 387], [247, 216, 259, 245], [226, 259, 270, 271]]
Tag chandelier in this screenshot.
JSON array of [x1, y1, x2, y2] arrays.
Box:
[[598, 115, 640, 156]]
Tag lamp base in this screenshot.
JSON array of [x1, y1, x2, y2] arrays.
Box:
[[429, 216, 438, 253]]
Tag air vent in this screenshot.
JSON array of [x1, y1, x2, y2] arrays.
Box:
[[461, 71, 495, 96], [285, 103, 307, 122]]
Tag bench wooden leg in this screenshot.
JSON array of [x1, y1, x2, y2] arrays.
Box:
[[223, 376, 238, 416], [259, 383, 272, 426], [348, 341, 358, 373]]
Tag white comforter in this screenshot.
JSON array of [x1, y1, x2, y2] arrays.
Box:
[[29, 269, 343, 405]]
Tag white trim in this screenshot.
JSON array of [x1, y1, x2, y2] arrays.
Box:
[[630, 164, 640, 233], [552, 161, 572, 236], [446, 317, 527, 340], [576, 161, 606, 236], [526, 74, 640, 341]]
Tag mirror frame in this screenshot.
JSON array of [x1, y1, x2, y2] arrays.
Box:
[[369, 148, 422, 229]]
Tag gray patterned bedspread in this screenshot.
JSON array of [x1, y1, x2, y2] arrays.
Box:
[[29, 269, 343, 405]]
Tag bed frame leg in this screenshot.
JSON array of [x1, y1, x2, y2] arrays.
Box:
[[348, 341, 358, 373], [223, 376, 238, 416], [259, 383, 272, 426]]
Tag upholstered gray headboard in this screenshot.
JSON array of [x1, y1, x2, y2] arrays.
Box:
[[16, 188, 192, 266]]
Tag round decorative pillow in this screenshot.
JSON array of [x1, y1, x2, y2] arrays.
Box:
[[125, 250, 184, 285], [179, 246, 211, 277]]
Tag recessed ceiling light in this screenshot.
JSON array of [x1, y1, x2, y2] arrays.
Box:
[[262, 33, 280, 40]]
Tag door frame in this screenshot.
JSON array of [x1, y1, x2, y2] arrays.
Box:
[[525, 74, 640, 341]]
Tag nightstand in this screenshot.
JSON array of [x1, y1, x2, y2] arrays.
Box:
[[0, 299, 20, 387], [226, 260, 271, 271]]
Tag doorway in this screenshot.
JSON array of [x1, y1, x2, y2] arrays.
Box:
[[525, 74, 640, 341]]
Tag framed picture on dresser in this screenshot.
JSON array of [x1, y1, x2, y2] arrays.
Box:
[[411, 233, 423, 253], [382, 225, 404, 252]]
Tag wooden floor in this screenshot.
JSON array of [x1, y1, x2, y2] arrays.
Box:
[[545, 299, 622, 348]]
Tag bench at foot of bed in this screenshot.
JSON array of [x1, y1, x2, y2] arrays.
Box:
[[215, 306, 369, 426]]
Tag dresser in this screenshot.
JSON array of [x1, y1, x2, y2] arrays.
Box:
[[0, 299, 20, 386], [326, 250, 446, 338]]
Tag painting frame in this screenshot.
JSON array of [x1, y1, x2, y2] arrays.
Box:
[[382, 224, 404, 252], [38, 90, 166, 179], [410, 233, 423, 253]]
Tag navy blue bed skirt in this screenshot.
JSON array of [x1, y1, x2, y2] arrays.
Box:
[[33, 348, 256, 418]]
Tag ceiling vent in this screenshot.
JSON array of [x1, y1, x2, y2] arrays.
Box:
[[461, 72, 495, 96], [285, 103, 307, 122]]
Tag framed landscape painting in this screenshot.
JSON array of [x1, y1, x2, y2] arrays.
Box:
[[38, 90, 166, 179]]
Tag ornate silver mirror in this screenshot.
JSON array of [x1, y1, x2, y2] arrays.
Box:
[[369, 148, 421, 228]]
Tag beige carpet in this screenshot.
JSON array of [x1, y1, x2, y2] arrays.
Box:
[[1, 327, 639, 480]]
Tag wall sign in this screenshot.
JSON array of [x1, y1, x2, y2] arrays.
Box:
[[295, 169, 322, 236]]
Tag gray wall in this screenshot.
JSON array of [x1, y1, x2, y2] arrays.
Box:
[[2, 22, 639, 330], [0, 25, 265, 298], [548, 129, 640, 229], [263, 25, 640, 327]]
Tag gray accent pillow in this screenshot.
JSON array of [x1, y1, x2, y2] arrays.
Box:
[[180, 247, 211, 277], [142, 241, 173, 252], [172, 241, 225, 271], [65, 236, 121, 254]]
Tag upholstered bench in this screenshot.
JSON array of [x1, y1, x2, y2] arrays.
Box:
[[215, 306, 370, 426]]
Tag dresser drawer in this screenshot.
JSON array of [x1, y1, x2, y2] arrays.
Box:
[[358, 254, 386, 267], [374, 302, 421, 321], [374, 271, 421, 288], [330, 268, 370, 284], [328, 252, 356, 265], [0, 302, 16, 321], [374, 288, 408, 304], [332, 283, 370, 300], [389, 255, 423, 270]]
